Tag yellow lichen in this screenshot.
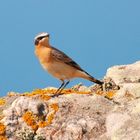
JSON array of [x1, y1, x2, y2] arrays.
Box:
[[0, 99, 5, 106]]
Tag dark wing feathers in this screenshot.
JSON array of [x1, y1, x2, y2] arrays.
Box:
[[51, 47, 84, 72], [51, 47, 103, 85]]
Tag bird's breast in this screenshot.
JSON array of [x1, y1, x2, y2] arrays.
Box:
[[35, 46, 78, 80], [35, 46, 52, 63]]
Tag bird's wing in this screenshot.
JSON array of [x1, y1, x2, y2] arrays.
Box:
[[51, 47, 84, 72]]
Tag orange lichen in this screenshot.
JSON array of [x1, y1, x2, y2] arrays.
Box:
[[31, 124, 38, 131], [54, 89, 92, 95], [50, 103, 59, 112], [21, 88, 94, 100], [22, 89, 57, 97], [75, 91, 91, 94], [42, 103, 59, 126], [38, 121, 48, 128], [22, 102, 60, 130], [0, 123, 7, 140], [0, 136, 7, 140], [61, 89, 74, 94], [38, 112, 55, 127], [20, 87, 117, 131], [47, 113, 55, 124], [105, 91, 116, 99], [0, 123, 6, 135], [95, 90, 104, 95], [38, 112, 56, 128], [38, 103, 59, 128], [40, 94, 51, 101], [0, 98, 5, 106], [22, 111, 38, 131], [30, 89, 56, 96]]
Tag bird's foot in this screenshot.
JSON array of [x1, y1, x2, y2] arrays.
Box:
[[51, 93, 63, 98]]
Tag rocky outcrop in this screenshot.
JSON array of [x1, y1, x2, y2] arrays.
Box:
[[0, 61, 140, 140], [105, 61, 140, 84]]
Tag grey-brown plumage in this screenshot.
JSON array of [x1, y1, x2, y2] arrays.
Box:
[[34, 32, 103, 94], [51, 47, 103, 85]]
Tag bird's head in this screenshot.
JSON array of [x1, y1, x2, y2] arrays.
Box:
[[34, 32, 50, 46]]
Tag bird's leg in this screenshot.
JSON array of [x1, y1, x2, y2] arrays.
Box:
[[57, 80, 70, 94], [52, 80, 70, 97], [55, 80, 65, 94]]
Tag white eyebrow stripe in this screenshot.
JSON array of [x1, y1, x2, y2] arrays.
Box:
[[34, 32, 49, 40]]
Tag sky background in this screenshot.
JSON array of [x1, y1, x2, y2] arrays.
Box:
[[0, 0, 140, 96]]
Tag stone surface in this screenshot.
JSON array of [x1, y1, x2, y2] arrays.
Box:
[[105, 61, 140, 84], [0, 94, 113, 139], [0, 61, 140, 139]]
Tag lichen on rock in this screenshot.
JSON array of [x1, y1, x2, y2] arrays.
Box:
[[0, 61, 140, 139]]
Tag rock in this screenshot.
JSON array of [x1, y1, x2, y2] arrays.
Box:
[[0, 61, 140, 139], [105, 61, 140, 85], [106, 113, 130, 138], [0, 93, 113, 139], [113, 83, 140, 103], [11, 96, 47, 116], [1, 96, 47, 139], [112, 117, 140, 140]]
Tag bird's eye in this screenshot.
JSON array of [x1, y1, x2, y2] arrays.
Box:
[[35, 37, 44, 45], [38, 36, 44, 41], [34, 35, 48, 45]]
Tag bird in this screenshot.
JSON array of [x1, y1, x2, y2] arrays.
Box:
[[34, 32, 103, 95]]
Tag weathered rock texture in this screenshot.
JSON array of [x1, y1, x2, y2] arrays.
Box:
[[105, 61, 140, 84], [0, 61, 140, 140]]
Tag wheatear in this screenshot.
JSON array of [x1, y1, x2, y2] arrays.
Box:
[[34, 32, 103, 94]]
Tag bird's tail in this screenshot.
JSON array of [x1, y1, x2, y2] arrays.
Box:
[[87, 74, 103, 85], [79, 70, 103, 85]]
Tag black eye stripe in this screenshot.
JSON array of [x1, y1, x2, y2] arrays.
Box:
[[34, 36, 44, 45], [35, 34, 49, 45], [38, 36, 45, 40]]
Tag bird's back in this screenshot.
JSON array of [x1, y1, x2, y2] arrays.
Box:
[[51, 46, 85, 72]]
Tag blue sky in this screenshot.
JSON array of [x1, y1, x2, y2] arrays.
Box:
[[0, 0, 140, 96]]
